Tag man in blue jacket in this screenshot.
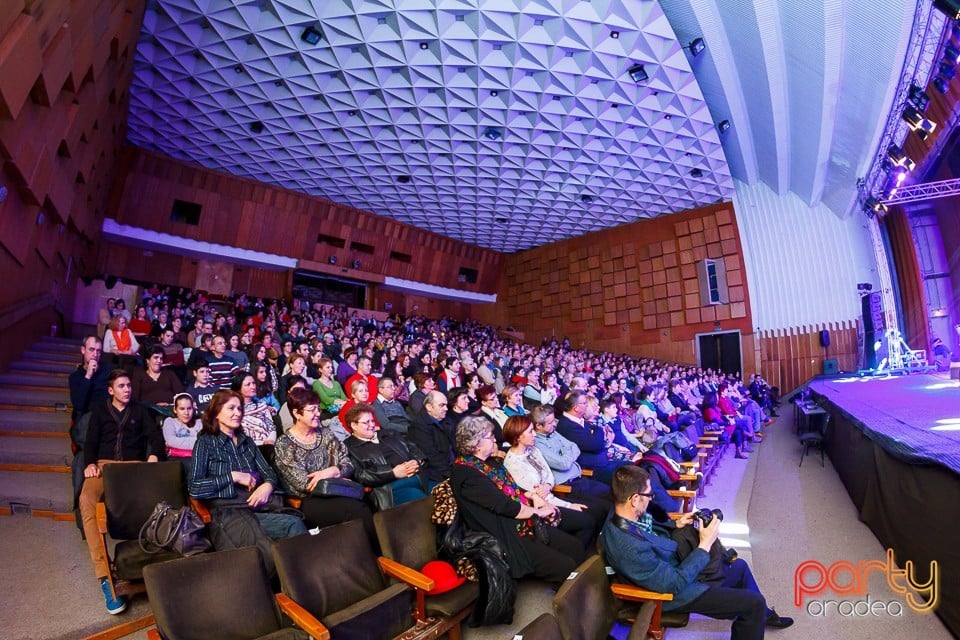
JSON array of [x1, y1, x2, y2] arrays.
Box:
[[601, 465, 792, 639]]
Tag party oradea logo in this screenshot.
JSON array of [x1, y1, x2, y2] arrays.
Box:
[[794, 549, 938, 618]]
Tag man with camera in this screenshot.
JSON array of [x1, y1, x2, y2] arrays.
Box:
[[602, 465, 792, 640]]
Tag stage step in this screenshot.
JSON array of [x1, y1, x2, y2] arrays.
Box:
[[21, 350, 77, 365], [0, 437, 72, 466], [0, 373, 70, 389], [40, 336, 83, 347], [0, 470, 74, 514], [10, 361, 75, 375]]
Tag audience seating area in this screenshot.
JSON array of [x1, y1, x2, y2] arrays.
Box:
[[18, 278, 782, 639]]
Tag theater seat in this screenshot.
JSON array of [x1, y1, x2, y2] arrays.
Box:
[[144, 546, 327, 640]]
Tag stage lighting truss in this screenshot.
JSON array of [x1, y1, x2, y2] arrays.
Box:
[[902, 105, 937, 140]]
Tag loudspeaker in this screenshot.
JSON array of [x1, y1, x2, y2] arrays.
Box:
[[823, 359, 839, 375], [819, 329, 830, 348], [863, 331, 878, 370]]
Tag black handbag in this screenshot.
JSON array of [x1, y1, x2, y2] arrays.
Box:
[[311, 477, 365, 500], [138, 501, 211, 557]]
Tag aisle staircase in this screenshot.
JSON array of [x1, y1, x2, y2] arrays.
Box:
[[0, 336, 77, 518]]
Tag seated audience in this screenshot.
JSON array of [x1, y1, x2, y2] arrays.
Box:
[[477, 384, 508, 442], [406, 371, 435, 418], [370, 376, 411, 435], [102, 315, 140, 369], [312, 357, 347, 414], [502, 384, 528, 418], [231, 372, 277, 447], [224, 333, 249, 370], [207, 335, 240, 390], [530, 404, 612, 500], [80, 369, 164, 614], [450, 416, 586, 587], [602, 466, 793, 638], [131, 346, 183, 413], [502, 416, 606, 545], [556, 391, 637, 483], [345, 355, 378, 398], [344, 402, 429, 510], [162, 392, 201, 458], [185, 362, 217, 414], [338, 378, 376, 433], [273, 388, 374, 536], [407, 390, 455, 483], [189, 390, 306, 551], [251, 362, 281, 412]]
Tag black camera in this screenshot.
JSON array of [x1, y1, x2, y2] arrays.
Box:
[[693, 508, 723, 527]]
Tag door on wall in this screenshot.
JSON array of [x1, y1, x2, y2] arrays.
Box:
[[697, 330, 742, 375]]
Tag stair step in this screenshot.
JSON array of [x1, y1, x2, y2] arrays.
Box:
[[0, 470, 74, 514], [0, 373, 70, 389], [0, 410, 69, 435], [32, 341, 81, 355], [11, 361, 76, 375], [0, 388, 71, 407], [22, 350, 78, 365], [0, 437, 72, 466], [40, 336, 83, 347]]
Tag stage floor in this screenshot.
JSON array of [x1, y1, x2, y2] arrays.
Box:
[[808, 373, 960, 475]]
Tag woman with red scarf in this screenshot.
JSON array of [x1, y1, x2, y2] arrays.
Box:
[[450, 415, 585, 587], [102, 315, 140, 369]]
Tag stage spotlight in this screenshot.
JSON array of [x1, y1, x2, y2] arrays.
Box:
[[908, 84, 931, 111], [482, 127, 502, 140], [865, 197, 888, 214], [902, 105, 937, 140], [687, 38, 706, 56], [301, 23, 323, 45], [718, 119, 731, 134], [939, 61, 957, 79], [933, 75, 950, 94], [886, 145, 915, 172], [627, 63, 648, 83], [946, 44, 960, 64]]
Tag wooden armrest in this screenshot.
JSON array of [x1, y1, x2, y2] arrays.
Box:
[[678, 461, 699, 470], [580, 468, 593, 477], [276, 593, 331, 640], [188, 498, 212, 524], [377, 556, 435, 592], [667, 489, 696, 500], [699, 437, 719, 443], [95, 501, 108, 534], [611, 582, 675, 602], [147, 630, 162, 640], [552, 484, 572, 495], [285, 497, 303, 509], [704, 429, 723, 436], [678, 474, 698, 483], [668, 512, 683, 521]]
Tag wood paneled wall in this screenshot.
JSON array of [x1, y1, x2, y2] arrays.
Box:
[[759, 321, 860, 393], [109, 148, 502, 294], [373, 287, 473, 322], [0, 0, 145, 366], [473, 203, 754, 366], [95, 242, 290, 300]]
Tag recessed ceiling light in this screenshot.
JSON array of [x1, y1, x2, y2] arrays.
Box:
[[610, 31, 620, 39], [348, 110, 357, 116], [627, 64, 648, 83], [420, 42, 429, 49], [690, 168, 703, 178], [300, 23, 323, 45], [490, 90, 498, 97], [495, 216, 508, 223], [250, 121, 264, 134], [397, 174, 411, 184]]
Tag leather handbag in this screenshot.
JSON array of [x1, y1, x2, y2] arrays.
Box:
[[139, 501, 211, 557], [311, 477, 365, 500]]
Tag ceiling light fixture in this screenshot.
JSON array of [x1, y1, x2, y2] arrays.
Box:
[[908, 84, 930, 111], [419, 42, 428, 50], [249, 121, 264, 134], [482, 127, 502, 140], [933, 75, 950, 94], [580, 194, 593, 203], [397, 174, 411, 184], [686, 37, 706, 56], [690, 168, 703, 178], [627, 64, 648, 83], [300, 23, 323, 45], [864, 197, 888, 215], [886, 145, 915, 171], [902, 105, 936, 140], [718, 119, 731, 134], [610, 31, 620, 39]]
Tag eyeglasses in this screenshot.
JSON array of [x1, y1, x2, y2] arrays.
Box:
[[355, 419, 377, 427], [634, 491, 655, 499]]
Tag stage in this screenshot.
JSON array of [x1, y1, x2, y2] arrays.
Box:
[[807, 372, 960, 638], [808, 372, 960, 474]]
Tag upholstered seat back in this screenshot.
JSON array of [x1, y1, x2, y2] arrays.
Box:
[[553, 554, 620, 640], [373, 495, 438, 569], [144, 546, 284, 640], [515, 612, 562, 640], [103, 461, 186, 540], [272, 518, 413, 640]]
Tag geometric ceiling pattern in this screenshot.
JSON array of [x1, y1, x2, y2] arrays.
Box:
[[126, 0, 735, 252]]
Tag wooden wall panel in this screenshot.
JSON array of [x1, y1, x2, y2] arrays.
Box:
[[0, 0, 145, 354], [110, 148, 502, 294], [473, 202, 756, 369], [758, 321, 859, 393]]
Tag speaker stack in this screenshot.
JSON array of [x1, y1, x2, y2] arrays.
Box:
[[861, 292, 884, 369]]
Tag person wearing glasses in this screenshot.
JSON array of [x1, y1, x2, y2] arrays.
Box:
[[450, 416, 585, 587], [601, 465, 793, 639]]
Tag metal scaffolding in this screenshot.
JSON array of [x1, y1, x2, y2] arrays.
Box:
[[880, 177, 960, 205]]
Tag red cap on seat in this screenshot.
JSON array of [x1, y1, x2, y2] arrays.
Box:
[[421, 560, 467, 595]]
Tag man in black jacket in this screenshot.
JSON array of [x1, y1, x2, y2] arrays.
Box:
[[344, 402, 428, 510], [407, 391, 453, 483], [79, 369, 165, 615]]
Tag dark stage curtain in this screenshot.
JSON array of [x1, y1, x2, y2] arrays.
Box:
[[883, 208, 930, 357]]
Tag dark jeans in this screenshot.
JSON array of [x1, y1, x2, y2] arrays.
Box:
[[518, 526, 585, 587], [675, 559, 768, 640]]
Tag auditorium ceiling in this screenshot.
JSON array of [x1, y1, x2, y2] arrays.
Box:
[[126, 0, 918, 252]]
